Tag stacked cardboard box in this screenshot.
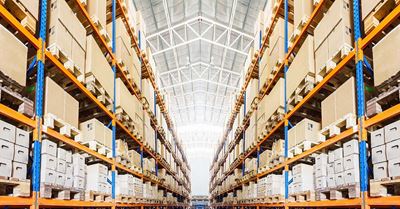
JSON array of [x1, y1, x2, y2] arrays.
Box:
[[44, 76, 79, 128], [265, 174, 284, 196], [271, 139, 284, 160], [116, 139, 129, 159], [258, 149, 272, 169], [72, 153, 86, 189], [86, 0, 106, 29], [0, 120, 29, 180], [128, 149, 141, 168], [371, 120, 400, 180], [294, 0, 313, 30], [314, 0, 353, 73], [289, 164, 314, 194], [245, 79, 259, 114], [116, 174, 134, 196], [245, 112, 257, 151], [144, 158, 155, 173], [142, 79, 155, 110], [133, 177, 144, 197], [136, 11, 147, 50], [48, 0, 86, 74], [258, 78, 285, 127], [361, 0, 397, 34], [0, 24, 28, 87], [314, 153, 328, 189], [79, 118, 112, 149], [288, 118, 321, 152], [321, 76, 356, 128], [372, 24, 400, 87], [86, 163, 111, 194]]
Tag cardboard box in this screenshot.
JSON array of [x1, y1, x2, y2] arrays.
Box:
[[263, 78, 285, 122], [0, 158, 12, 177], [373, 161, 388, 180], [289, 118, 320, 148], [42, 139, 57, 156], [384, 120, 400, 143], [386, 139, 400, 160], [13, 145, 28, 164], [287, 35, 315, 98], [372, 18, 400, 86], [41, 168, 56, 184], [343, 154, 359, 170], [66, 162, 73, 176], [0, 139, 14, 160], [80, 118, 110, 147], [334, 159, 344, 173], [12, 161, 27, 179], [0, 120, 16, 143], [344, 168, 360, 184], [371, 128, 385, 148], [294, 0, 313, 29], [85, 35, 114, 98], [73, 176, 85, 189], [335, 172, 345, 186], [41, 154, 57, 170], [0, 24, 28, 86], [372, 144, 387, 164], [15, 128, 30, 148], [87, 0, 106, 28], [56, 158, 66, 173], [116, 78, 143, 121], [64, 175, 73, 188], [343, 139, 359, 156]]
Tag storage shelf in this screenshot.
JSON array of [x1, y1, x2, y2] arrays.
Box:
[[0, 0, 189, 204], [211, 0, 400, 208]]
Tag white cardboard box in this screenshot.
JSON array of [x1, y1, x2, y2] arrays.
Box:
[[388, 158, 400, 177], [386, 139, 400, 160], [56, 158, 66, 173], [13, 145, 29, 164], [42, 139, 57, 156], [73, 176, 85, 189], [343, 154, 359, 170], [65, 150, 72, 163], [55, 171, 65, 186], [315, 164, 327, 177], [372, 144, 387, 164], [335, 172, 345, 186], [57, 148, 66, 160], [344, 168, 360, 184], [328, 163, 335, 176], [328, 150, 335, 163], [0, 119, 16, 143], [87, 163, 108, 175], [41, 154, 57, 170], [0, 139, 14, 160], [15, 128, 30, 148], [0, 158, 12, 177], [66, 162, 73, 176], [327, 174, 336, 188], [41, 168, 56, 184], [334, 148, 343, 161], [12, 161, 27, 179], [371, 128, 385, 148], [343, 139, 359, 156], [315, 153, 328, 166], [334, 159, 344, 173], [384, 120, 400, 143], [373, 161, 388, 180], [64, 175, 73, 188], [315, 176, 327, 189]]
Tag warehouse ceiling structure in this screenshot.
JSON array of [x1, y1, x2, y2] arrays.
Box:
[[132, 0, 267, 195]]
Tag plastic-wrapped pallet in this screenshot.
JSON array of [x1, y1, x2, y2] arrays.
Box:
[[116, 174, 134, 196]]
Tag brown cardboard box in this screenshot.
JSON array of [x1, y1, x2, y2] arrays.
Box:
[[259, 50, 270, 87], [292, 118, 321, 146], [80, 118, 106, 144], [0, 24, 28, 86], [259, 149, 272, 168], [372, 24, 400, 86], [361, 0, 381, 20], [116, 78, 135, 119], [85, 35, 114, 98], [19, 0, 39, 19], [314, 37, 329, 73], [44, 77, 64, 119], [104, 124, 112, 148], [321, 88, 336, 128], [294, 0, 313, 29], [264, 78, 284, 121], [287, 35, 315, 98], [71, 38, 86, 74], [48, 20, 73, 57], [246, 79, 259, 112], [64, 90, 79, 128], [87, 0, 106, 28]]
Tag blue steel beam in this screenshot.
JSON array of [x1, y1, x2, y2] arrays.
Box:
[[111, 0, 117, 202], [283, 0, 289, 202]]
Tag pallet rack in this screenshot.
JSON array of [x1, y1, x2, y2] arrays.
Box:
[[0, 0, 190, 208], [209, 0, 400, 208]]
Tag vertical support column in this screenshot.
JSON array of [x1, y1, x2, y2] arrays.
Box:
[[256, 147, 260, 173], [31, 1, 48, 209], [352, 0, 368, 209], [154, 91, 158, 176], [141, 146, 144, 173], [111, 0, 117, 208], [283, 0, 289, 208]]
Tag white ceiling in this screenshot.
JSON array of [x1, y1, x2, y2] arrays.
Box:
[[132, 0, 267, 195]]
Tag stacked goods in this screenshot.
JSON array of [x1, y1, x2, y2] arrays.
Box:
[[258, 149, 272, 170], [79, 118, 112, 150], [86, 163, 110, 194], [0, 120, 29, 180], [244, 158, 257, 173], [288, 118, 321, 156], [371, 121, 400, 181], [143, 111, 155, 149], [293, 0, 314, 31], [142, 79, 155, 112], [115, 78, 143, 137], [0, 24, 28, 86], [265, 18, 293, 74], [314, 0, 353, 76], [245, 79, 259, 114], [48, 0, 86, 75], [289, 164, 314, 194], [342, 139, 360, 185], [107, 17, 141, 87], [86, 0, 106, 29], [133, 177, 143, 197], [127, 149, 141, 168], [85, 35, 114, 100], [245, 112, 257, 151], [271, 139, 284, 161], [265, 174, 284, 197], [258, 78, 285, 131], [72, 153, 86, 190], [44, 76, 79, 129], [361, 0, 398, 34], [244, 47, 255, 75], [116, 174, 134, 196], [116, 139, 129, 159], [40, 140, 58, 185], [372, 24, 400, 87], [56, 147, 73, 188], [136, 11, 147, 50], [287, 35, 315, 102], [144, 158, 155, 173], [257, 177, 267, 198], [320, 76, 356, 136], [2, 0, 38, 33], [314, 153, 328, 189]]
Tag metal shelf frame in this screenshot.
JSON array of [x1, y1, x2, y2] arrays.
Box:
[[0, 0, 190, 207], [210, 0, 400, 208]]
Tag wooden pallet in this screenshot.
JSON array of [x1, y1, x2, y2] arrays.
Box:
[[265, 194, 285, 203], [265, 108, 285, 132], [90, 15, 111, 47], [287, 74, 315, 111], [364, 0, 400, 34], [0, 0, 36, 34], [290, 16, 309, 44], [289, 140, 320, 158], [0, 80, 33, 117], [40, 183, 84, 200], [85, 190, 112, 202], [78, 140, 112, 158], [319, 113, 357, 141], [316, 183, 360, 200], [271, 156, 285, 166], [316, 44, 353, 83], [367, 84, 400, 117], [0, 176, 30, 197], [43, 113, 81, 141], [370, 176, 400, 197], [85, 74, 113, 111], [48, 44, 84, 82], [116, 155, 128, 166], [116, 194, 135, 203], [288, 190, 316, 202]]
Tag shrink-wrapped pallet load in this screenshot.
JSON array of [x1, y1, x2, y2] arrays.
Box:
[[0, 24, 28, 86]]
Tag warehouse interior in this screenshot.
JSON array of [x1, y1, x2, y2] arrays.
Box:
[[0, 0, 400, 208]]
